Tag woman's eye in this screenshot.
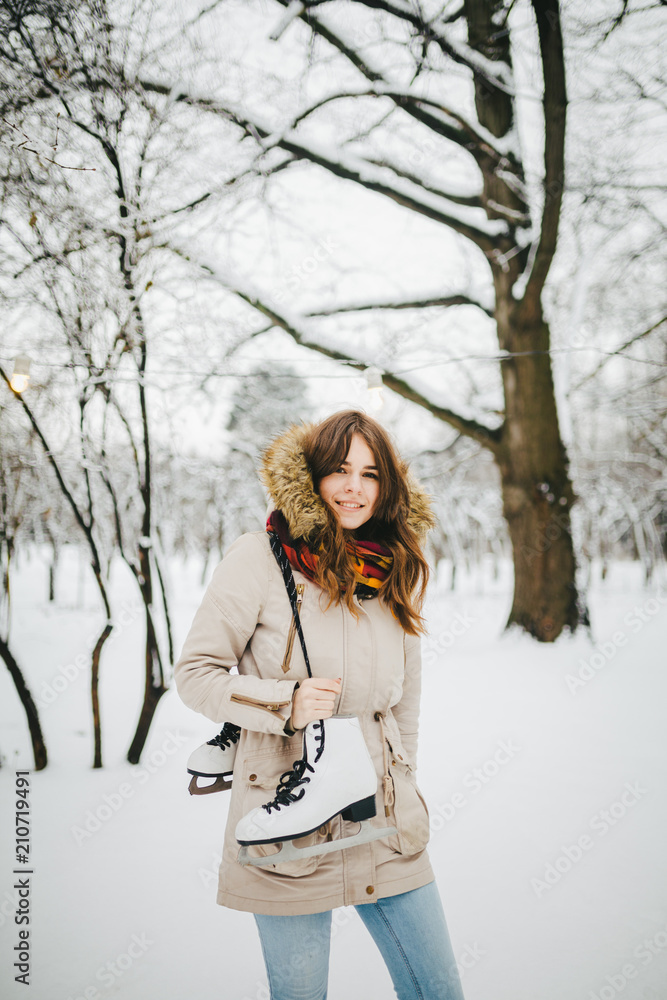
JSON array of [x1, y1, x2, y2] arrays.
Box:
[[332, 467, 377, 478]]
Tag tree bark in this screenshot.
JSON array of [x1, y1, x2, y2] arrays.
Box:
[[495, 301, 582, 637]]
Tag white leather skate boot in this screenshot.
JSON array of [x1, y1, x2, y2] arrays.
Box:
[[236, 715, 397, 865], [187, 722, 240, 795]]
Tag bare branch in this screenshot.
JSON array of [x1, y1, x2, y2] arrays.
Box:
[[291, 0, 514, 94], [518, 0, 567, 318], [573, 315, 667, 390], [305, 294, 494, 318], [289, 86, 506, 161], [268, 6, 526, 211], [0, 363, 109, 607], [381, 367, 503, 452], [168, 247, 503, 452], [137, 76, 503, 249], [359, 156, 483, 208]]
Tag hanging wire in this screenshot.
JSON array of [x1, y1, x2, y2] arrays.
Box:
[[0, 343, 664, 388]]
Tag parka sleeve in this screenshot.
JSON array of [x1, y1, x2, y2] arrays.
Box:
[[174, 532, 298, 735], [390, 633, 422, 766]]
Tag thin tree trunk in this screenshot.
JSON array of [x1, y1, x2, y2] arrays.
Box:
[[126, 603, 167, 764], [40, 514, 59, 602], [90, 619, 113, 769], [0, 635, 47, 770]]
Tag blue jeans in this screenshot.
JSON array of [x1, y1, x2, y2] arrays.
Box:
[[253, 880, 466, 1000]]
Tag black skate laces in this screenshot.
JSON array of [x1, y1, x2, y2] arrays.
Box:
[[261, 722, 325, 814], [266, 532, 327, 813], [268, 531, 314, 680], [207, 723, 241, 749]]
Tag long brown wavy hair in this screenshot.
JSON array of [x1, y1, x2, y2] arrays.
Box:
[[301, 410, 430, 636]]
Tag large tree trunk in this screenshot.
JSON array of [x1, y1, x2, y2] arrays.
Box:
[[502, 482, 580, 638], [495, 273, 583, 638], [497, 391, 581, 639]]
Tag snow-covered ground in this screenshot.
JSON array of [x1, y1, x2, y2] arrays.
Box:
[[1, 548, 666, 1000]]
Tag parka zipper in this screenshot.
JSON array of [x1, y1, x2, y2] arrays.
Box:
[[229, 693, 291, 714], [281, 583, 304, 673]]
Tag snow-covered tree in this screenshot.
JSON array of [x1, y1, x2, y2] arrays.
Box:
[[0, 0, 184, 763], [136, 0, 588, 640]]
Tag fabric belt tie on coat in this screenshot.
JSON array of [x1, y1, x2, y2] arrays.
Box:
[[375, 712, 395, 817]]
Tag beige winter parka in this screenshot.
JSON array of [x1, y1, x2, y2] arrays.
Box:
[[174, 424, 436, 916]]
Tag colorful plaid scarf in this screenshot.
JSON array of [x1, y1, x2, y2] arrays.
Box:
[[267, 509, 392, 598]]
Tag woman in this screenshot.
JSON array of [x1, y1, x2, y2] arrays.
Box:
[[175, 410, 466, 1000]]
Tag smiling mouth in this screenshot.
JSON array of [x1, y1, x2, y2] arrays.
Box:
[[336, 501, 363, 510]]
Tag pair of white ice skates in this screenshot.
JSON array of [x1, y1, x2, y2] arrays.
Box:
[[187, 715, 397, 866]]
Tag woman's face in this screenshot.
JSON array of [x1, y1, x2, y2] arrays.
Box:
[[318, 433, 380, 530]]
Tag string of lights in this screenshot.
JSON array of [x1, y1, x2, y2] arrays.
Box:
[[1, 343, 665, 391]]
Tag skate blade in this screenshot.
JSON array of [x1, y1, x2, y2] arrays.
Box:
[[188, 774, 232, 795], [237, 820, 398, 866]]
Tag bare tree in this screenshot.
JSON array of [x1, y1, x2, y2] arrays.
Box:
[[0, 0, 175, 762], [138, 0, 584, 639], [0, 365, 112, 767], [549, 0, 667, 582], [0, 412, 50, 768]]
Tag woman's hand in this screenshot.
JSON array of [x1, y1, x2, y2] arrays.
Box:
[[290, 677, 341, 730]]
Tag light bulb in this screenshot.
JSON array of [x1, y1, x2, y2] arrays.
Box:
[[10, 356, 31, 393], [367, 386, 384, 411], [365, 366, 384, 410]]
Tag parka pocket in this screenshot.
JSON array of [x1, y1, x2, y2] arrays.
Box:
[[229, 693, 292, 715], [236, 743, 326, 877], [383, 748, 431, 857]]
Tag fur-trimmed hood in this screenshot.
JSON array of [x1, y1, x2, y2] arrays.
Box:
[[259, 421, 435, 542]]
